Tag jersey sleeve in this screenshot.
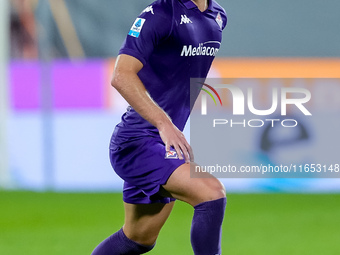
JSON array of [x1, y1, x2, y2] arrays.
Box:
[[212, 1, 228, 30], [221, 9, 227, 30], [118, 3, 173, 65]]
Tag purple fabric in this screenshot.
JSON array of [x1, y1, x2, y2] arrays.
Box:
[[91, 228, 154, 255], [191, 197, 227, 255], [110, 135, 185, 204]]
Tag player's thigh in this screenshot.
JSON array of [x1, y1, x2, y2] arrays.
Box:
[[162, 163, 226, 206], [123, 201, 175, 246]]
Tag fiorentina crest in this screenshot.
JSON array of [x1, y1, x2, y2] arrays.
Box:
[[215, 12, 223, 29], [165, 150, 179, 159]]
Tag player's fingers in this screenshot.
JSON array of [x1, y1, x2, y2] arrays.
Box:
[[187, 144, 194, 162], [178, 134, 192, 161], [173, 144, 183, 160], [165, 142, 170, 152], [177, 133, 192, 162], [179, 143, 190, 163], [184, 143, 194, 162]]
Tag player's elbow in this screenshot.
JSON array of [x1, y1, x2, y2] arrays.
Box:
[[110, 74, 118, 89], [111, 54, 143, 90], [110, 69, 124, 90]]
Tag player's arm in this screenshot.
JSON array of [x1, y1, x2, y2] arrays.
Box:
[[111, 54, 194, 162]]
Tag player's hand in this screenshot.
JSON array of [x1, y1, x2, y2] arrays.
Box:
[[158, 122, 194, 163]]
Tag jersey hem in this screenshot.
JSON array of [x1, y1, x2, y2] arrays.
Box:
[[119, 48, 147, 66]]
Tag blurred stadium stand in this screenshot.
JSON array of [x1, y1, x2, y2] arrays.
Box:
[[10, 0, 340, 59]]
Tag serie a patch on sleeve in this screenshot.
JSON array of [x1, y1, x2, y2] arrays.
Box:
[[128, 18, 146, 38]]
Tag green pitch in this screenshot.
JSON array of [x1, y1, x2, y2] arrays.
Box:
[[1, 192, 339, 255]]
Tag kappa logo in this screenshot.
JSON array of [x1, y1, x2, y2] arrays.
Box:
[[165, 150, 179, 159], [128, 18, 146, 38], [180, 15, 192, 24], [142, 5, 154, 15]]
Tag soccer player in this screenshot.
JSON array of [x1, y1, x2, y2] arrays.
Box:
[[92, 0, 227, 254]]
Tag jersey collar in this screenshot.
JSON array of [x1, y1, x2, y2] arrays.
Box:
[[179, 0, 214, 12]]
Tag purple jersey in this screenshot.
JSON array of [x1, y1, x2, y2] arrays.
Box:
[[112, 0, 227, 143]]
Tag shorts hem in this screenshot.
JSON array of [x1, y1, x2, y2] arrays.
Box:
[[160, 161, 187, 186]]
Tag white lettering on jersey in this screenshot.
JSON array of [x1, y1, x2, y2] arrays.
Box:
[[180, 42, 221, 57], [142, 6, 154, 15], [180, 15, 193, 24]]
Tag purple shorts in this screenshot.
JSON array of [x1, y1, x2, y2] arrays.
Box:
[[109, 136, 185, 204]]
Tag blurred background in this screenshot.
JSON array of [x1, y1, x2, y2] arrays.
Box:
[[0, 1, 340, 254], [1, 0, 340, 192]]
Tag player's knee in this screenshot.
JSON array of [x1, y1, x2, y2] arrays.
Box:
[[212, 180, 226, 199], [204, 179, 226, 202]]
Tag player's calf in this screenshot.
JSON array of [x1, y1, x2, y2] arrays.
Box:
[[191, 197, 227, 255], [188, 179, 226, 255]]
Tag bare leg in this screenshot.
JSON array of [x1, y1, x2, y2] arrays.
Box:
[[123, 201, 175, 245], [91, 201, 174, 255], [163, 163, 226, 206]]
